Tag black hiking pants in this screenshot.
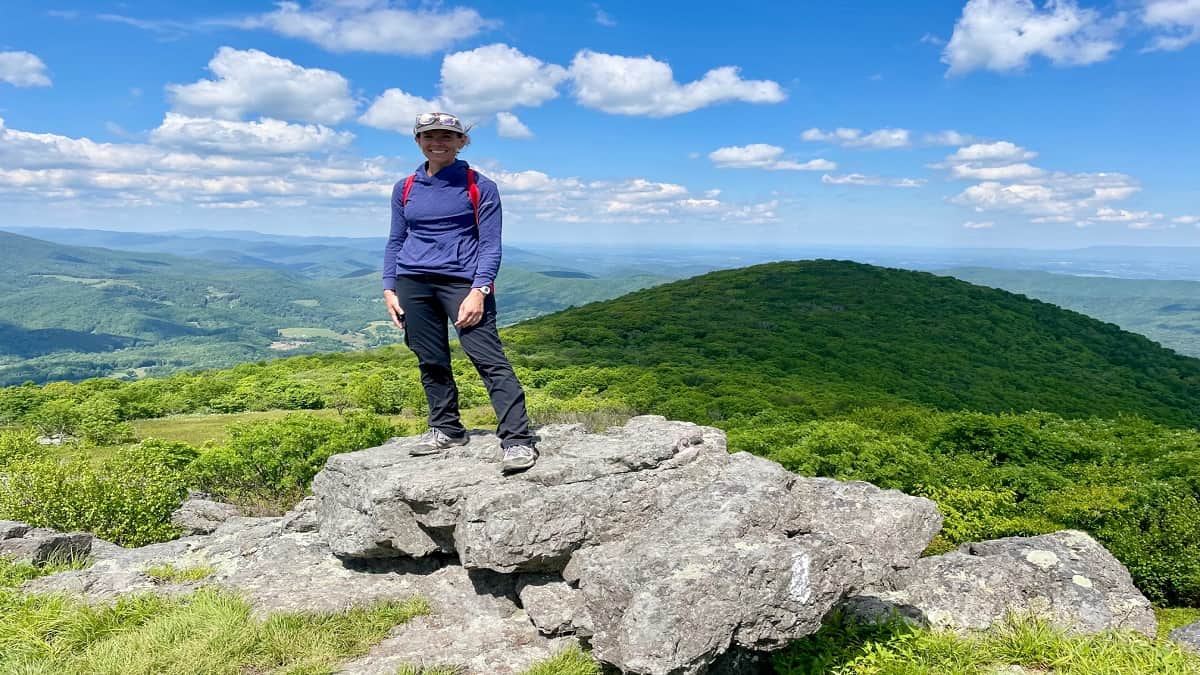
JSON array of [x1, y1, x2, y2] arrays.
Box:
[[394, 274, 534, 448]]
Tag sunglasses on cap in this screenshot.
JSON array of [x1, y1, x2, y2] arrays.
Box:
[[414, 112, 464, 133]]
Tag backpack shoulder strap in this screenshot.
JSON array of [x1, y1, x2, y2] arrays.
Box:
[[403, 171, 478, 226], [400, 174, 416, 206], [466, 168, 480, 225]]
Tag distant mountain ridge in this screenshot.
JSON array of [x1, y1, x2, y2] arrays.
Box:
[[504, 260, 1200, 428], [945, 267, 1200, 358], [0, 231, 668, 384]]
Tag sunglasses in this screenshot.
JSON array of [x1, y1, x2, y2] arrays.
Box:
[[414, 113, 463, 130]]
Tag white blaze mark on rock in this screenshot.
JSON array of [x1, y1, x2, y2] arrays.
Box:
[[789, 551, 812, 603], [1024, 550, 1059, 569], [1072, 575, 1094, 588]]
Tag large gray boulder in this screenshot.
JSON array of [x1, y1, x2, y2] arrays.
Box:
[[1171, 620, 1200, 653], [0, 520, 92, 566], [312, 416, 943, 674], [845, 530, 1156, 638]]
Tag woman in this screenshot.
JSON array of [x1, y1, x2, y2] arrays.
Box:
[[382, 112, 538, 474]]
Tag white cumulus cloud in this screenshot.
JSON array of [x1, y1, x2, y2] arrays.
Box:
[[943, 0, 1122, 75], [238, 0, 493, 55], [1143, 0, 1200, 51], [709, 144, 834, 171], [801, 127, 911, 149], [948, 141, 1038, 162], [440, 44, 569, 116], [150, 113, 354, 155], [951, 172, 1141, 219], [0, 51, 52, 87], [495, 112, 533, 139], [1173, 215, 1200, 224], [963, 220, 995, 228], [359, 90, 440, 133], [168, 47, 357, 124], [569, 50, 785, 117]]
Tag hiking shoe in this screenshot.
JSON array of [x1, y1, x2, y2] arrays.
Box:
[[500, 445, 538, 474], [410, 428, 469, 456]]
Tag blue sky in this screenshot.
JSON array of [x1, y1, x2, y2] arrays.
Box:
[[1, 0, 1197, 248]]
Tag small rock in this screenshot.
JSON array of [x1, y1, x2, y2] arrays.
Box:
[[171, 498, 242, 536], [1170, 619, 1200, 653]]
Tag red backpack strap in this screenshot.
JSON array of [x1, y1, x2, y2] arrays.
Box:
[[466, 168, 480, 225], [465, 168, 493, 293], [400, 174, 415, 205]]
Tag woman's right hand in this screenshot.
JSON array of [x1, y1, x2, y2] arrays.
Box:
[[384, 290, 406, 329]]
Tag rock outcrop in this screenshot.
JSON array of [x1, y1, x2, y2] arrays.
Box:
[[13, 416, 1166, 675], [845, 530, 1157, 638], [312, 416, 944, 674]]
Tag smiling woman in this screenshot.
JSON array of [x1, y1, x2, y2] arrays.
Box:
[[381, 111, 539, 474]]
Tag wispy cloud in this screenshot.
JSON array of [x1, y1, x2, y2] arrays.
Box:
[[235, 1, 495, 55], [821, 173, 925, 188], [593, 4, 616, 27], [709, 144, 834, 171], [801, 127, 911, 149]]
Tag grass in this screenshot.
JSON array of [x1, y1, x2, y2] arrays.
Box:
[[129, 406, 509, 447], [773, 611, 1200, 675], [143, 563, 216, 584], [0, 586, 430, 675], [1159, 607, 1200, 640], [132, 409, 348, 446], [0, 554, 93, 589]]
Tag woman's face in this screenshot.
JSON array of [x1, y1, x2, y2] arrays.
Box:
[[416, 130, 467, 164]]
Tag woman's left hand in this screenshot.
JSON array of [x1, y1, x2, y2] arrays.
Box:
[[455, 289, 485, 328]]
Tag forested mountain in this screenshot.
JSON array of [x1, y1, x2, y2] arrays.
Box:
[[0, 232, 666, 384], [503, 260, 1200, 428], [945, 267, 1200, 359]]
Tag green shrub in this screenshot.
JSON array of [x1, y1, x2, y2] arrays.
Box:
[[0, 445, 188, 546], [188, 411, 394, 505], [0, 428, 42, 467], [75, 394, 136, 446], [1094, 482, 1200, 606]]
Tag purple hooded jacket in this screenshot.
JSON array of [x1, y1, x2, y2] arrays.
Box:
[[382, 160, 501, 291]]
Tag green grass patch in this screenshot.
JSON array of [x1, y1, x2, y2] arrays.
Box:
[[519, 645, 602, 675], [291, 299, 320, 308], [0, 586, 430, 674], [0, 555, 92, 590], [132, 409, 345, 446], [143, 563, 215, 584], [1159, 607, 1200, 641], [773, 611, 1200, 675]]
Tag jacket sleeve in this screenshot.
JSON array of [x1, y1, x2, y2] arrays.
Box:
[[382, 180, 408, 292], [472, 175, 502, 288]]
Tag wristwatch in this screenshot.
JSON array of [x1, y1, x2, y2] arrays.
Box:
[[474, 285, 492, 296]]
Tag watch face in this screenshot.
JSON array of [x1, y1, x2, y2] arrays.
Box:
[[478, 286, 491, 295]]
